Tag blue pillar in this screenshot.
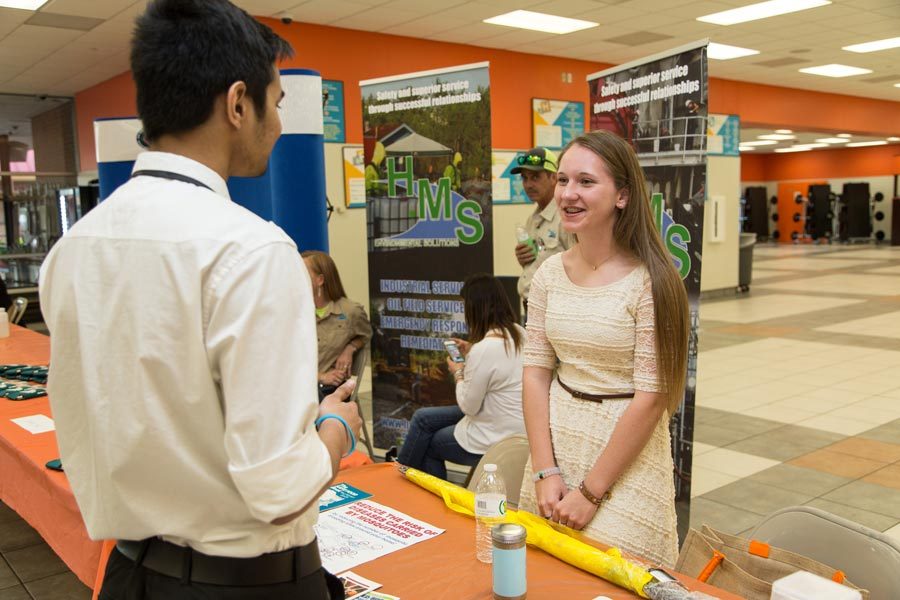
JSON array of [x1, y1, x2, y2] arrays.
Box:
[[94, 117, 143, 200]]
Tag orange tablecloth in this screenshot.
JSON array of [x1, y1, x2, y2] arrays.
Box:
[[335, 463, 740, 600], [0, 325, 102, 587]]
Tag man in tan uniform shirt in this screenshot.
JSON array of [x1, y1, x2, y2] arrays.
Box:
[[512, 147, 575, 316]]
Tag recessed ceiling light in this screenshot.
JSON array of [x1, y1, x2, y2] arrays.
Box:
[[815, 138, 850, 143], [775, 129, 793, 134], [800, 64, 873, 77], [759, 134, 796, 140], [708, 42, 760, 60], [742, 140, 779, 146], [697, 0, 830, 26], [843, 37, 900, 53], [0, 0, 48, 8], [774, 147, 812, 153], [837, 133, 852, 138], [483, 10, 598, 34], [846, 140, 888, 147]]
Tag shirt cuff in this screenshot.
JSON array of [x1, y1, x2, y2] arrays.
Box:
[[228, 430, 332, 524]]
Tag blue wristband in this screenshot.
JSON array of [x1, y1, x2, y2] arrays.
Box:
[[315, 414, 356, 458]]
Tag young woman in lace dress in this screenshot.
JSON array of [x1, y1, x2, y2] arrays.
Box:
[[517, 130, 689, 568]]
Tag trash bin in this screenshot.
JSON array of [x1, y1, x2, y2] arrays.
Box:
[[738, 233, 756, 291]]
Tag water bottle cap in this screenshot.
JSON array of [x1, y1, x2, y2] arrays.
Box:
[[484, 463, 497, 472]]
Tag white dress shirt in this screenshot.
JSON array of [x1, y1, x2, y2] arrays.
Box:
[[39, 152, 331, 557], [453, 326, 526, 454]]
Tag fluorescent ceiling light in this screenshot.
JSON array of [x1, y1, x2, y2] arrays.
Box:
[[759, 134, 795, 140], [799, 64, 873, 77], [815, 138, 850, 143], [697, 0, 830, 26], [837, 133, 852, 138], [708, 42, 760, 60], [0, 0, 48, 7], [483, 10, 598, 34], [738, 146, 756, 151], [843, 37, 900, 53], [775, 147, 812, 153], [742, 140, 779, 146], [796, 143, 829, 149], [888, 137, 900, 142], [775, 129, 793, 134], [846, 140, 887, 147], [895, 83, 900, 88]]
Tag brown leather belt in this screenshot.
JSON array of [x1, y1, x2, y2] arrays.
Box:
[[556, 376, 633, 402], [115, 536, 322, 585]]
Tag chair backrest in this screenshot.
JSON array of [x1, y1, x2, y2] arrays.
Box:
[[749, 505, 900, 599], [466, 434, 530, 506], [348, 347, 367, 404], [8, 297, 27, 325]]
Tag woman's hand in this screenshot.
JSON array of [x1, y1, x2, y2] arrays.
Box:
[[335, 345, 355, 376], [446, 357, 463, 374], [551, 488, 600, 530], [449, 337, 471, 356], [319, 368, 345, 387], [534, 474, 567, 520]]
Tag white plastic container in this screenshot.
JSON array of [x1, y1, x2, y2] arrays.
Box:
[[0, 308, 9, 339], [771, 571, 861, 600]]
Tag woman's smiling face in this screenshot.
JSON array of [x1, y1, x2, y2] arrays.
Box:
[[555, 144, 628, 236]]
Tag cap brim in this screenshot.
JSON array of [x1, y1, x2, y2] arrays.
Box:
[[510, 165, 547, 174]]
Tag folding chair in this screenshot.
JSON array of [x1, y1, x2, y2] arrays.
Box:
[[348, 349, 374, 458]]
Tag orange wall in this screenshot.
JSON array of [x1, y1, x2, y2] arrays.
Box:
[[74, 18, 900, 173], [741, 145, 900, 181]]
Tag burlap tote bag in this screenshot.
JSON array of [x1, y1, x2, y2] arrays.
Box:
[[676, 525, 868, 600]]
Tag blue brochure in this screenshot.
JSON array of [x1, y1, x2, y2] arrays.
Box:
[[318, 483, 372, 512]]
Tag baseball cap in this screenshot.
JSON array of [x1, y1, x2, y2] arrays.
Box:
[[510, 147, 558, 174]]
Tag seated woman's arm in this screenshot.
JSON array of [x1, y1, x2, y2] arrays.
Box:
[[333, 301, 373, 376], [454, 341, 495, 416]]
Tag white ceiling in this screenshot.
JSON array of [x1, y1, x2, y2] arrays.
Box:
[[740, 126, 893, 152], [0, 0, 898, 107]]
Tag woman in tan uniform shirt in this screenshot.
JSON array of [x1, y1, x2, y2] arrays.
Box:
[[302, 251, 372, 397]]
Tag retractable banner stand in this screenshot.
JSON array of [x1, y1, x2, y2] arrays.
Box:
[[587, 40, 708, 541], [94, 69, 327, 250], [360, 62, 493, 449]]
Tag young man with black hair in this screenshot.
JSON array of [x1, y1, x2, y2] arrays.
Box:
[[39, 1, 357, 598]]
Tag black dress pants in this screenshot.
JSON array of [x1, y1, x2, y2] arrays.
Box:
[[99, 548, 345, 600]]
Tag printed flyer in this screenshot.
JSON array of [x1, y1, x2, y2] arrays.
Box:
[[316, 500, 444, 574]]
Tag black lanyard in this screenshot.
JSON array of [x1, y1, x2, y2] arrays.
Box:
[[131, 169, 214, 192]]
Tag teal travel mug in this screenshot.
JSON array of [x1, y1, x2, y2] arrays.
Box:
[[492, 523, 526, 599]]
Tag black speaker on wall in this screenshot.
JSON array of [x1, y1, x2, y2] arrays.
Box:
[[892, 197, 900, 247], [744, 186, 769, 240], [808, 184, 833, 240], [841, 182, 871, 240]]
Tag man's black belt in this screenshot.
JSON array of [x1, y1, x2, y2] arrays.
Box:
[[115, 537, 322, 585]]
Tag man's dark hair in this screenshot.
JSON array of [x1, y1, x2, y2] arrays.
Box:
[[131, 0, 293, 142]]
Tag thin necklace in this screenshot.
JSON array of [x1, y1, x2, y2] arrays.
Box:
[[578, 244, 616, 271]]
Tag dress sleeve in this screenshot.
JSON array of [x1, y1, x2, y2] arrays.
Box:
[[524, 262, 557, 369], [205, 242, 331, 523], [633, 274, 662, 393]]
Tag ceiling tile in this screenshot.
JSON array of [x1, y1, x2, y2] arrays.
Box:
[[285, 1, 372, 24], [41, 0, 139, 20]]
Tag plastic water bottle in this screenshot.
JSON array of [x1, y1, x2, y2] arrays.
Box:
[[475, 463, 506, 563], [0, 308, 9, 339], [515, 226, 538, 257]]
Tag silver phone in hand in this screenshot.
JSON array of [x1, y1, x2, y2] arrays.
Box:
[[443, 340, 465, 363]]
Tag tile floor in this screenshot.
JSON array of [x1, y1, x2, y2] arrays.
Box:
[[2, 242, 900, 598]]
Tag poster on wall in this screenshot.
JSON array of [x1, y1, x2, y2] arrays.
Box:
[[708, 114, 739, 156], [587, 39, 708, 540], [492, 150, 530, 204], [342, 145, 366, 208], [360, 62, 493, 450], [531, 98, 584, 151], [323, 79, 346, 143]]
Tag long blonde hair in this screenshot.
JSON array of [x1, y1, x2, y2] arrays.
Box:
[[560, 131, 689, 415]]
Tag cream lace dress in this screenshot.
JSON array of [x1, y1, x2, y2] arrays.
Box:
[[517, 253, 678, 568]]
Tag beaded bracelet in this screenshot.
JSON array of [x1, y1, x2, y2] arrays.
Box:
[[315, 414, 356, 457], [578, 481, 611, 506], [532, 466, 561, 482]]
